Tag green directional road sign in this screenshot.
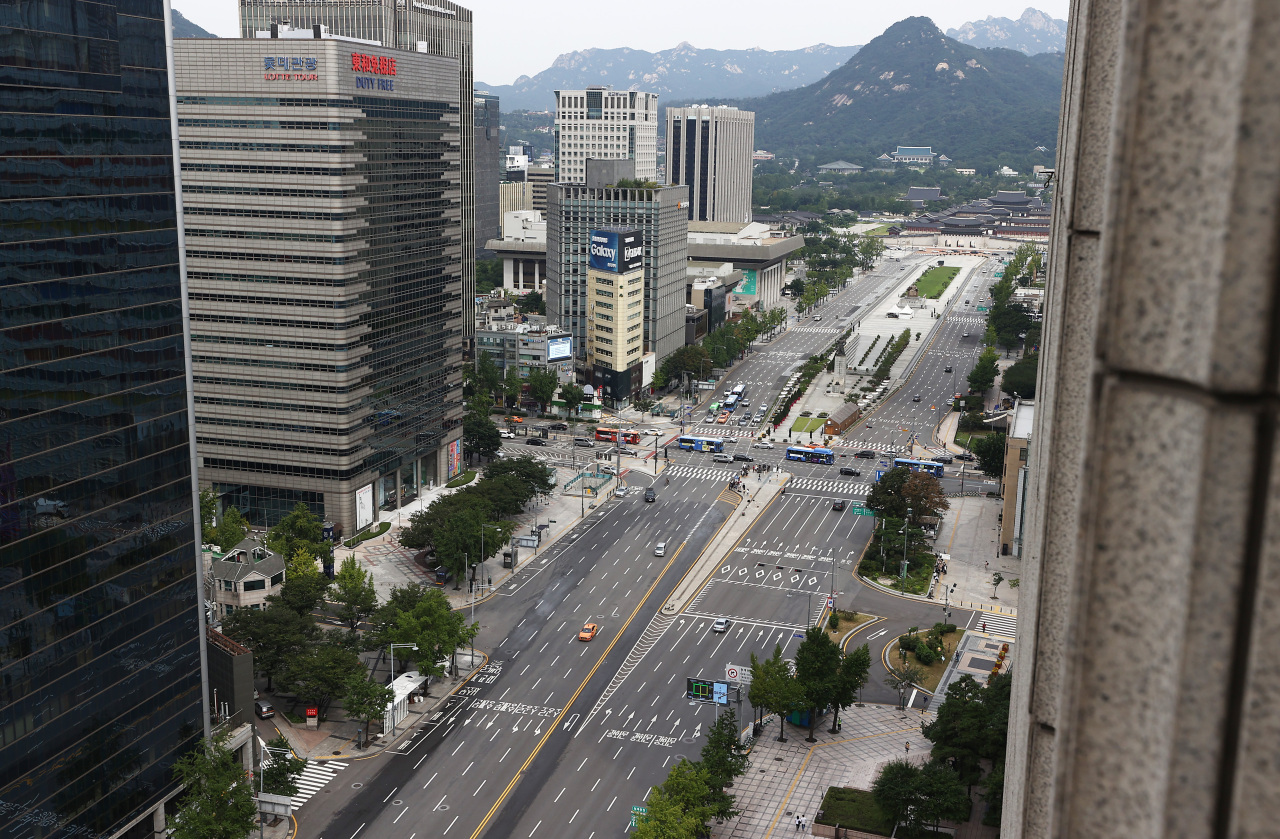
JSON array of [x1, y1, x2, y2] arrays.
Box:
[[631, 805, 649, 828], [977, 307, 989, 312], [850, 505, 875, 516]]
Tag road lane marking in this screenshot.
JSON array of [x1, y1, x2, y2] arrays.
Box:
[[393, 807, 408, 824]]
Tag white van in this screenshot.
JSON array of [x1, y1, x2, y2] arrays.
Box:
[[654, 542, 666, 557]]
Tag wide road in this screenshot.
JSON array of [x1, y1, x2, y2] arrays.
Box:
[[301, 479, 731, 839]]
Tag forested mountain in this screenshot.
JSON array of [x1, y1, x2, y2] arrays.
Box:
[[172, 9, 217, 39], [478, 43, 860, 112], [744, 17, 1064, 169], [946, 8, 1068, 55]]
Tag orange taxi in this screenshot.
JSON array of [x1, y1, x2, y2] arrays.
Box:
[[578, 623, 599, 641]]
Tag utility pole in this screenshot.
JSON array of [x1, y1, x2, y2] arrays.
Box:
[[901, 507, 912, 584]]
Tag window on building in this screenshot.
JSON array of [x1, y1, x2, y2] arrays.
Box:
[[244, 579, 267, 592]]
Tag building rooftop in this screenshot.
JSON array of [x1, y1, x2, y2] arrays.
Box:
[[210, 537, 285, 583], [1010, 399, 1036, 439]]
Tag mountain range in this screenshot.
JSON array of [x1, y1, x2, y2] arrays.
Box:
[[945, 8, 1067, 55], [172, 9, 217, 39], [744, 17, 1064, 165], [478, 43, 861, 113]]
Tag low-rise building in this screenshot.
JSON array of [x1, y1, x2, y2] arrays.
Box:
[[817, 160, 863, 174], [207, 537, 286, 617]]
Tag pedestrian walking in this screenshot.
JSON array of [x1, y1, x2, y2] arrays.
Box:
[[905, 741, 911, 755], [795, 814, 801, 831], [982, 621, 987, 633]]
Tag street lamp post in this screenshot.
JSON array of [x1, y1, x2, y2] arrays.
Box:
[[901, 507, 912, 584], [388, 643, 418, 738]]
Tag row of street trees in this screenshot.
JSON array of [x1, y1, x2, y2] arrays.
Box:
[[749, 630, 872, 742], [653, 308, 788, 390], [399, 455, 555, 589], [630, 711, 747, 837]]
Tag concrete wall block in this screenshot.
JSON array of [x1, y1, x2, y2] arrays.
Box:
[[1102, 0, 1253, 386], [1226, 422, 1280, 836], [1065, 383, 1206, 837], [1164, 405, 1257, 836], [1065, 0, 1125, 235]]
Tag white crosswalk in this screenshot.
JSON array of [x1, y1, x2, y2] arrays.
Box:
[[787, 476, 872, 496], [665, 465, 739, 481], [286, 758, 348, 810], [947, 315, 987, 325], [791, 326, 845, 334], [975, 612, 1017, 640], [686, 425, 760, 436]]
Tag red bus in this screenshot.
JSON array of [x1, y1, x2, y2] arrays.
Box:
[[595, 427, 640, 445]]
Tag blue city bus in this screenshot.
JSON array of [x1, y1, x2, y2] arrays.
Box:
[[724, 395, 739, 412], [678, 436, 725, 453], [785, 445, 835, 465], [893, 457, 945, 477]]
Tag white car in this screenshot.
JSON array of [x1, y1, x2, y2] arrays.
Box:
[[601, 464, 619, 475], [721, 437, 738, 444], [752, 441, 775, 449], [641, 428, 662, 437], [499, 430, 515, 439]]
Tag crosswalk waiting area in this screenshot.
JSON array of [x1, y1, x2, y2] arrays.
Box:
[[976, 612, 1017, 640]]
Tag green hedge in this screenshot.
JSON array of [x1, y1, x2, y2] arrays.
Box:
[[446, 470, 477, 488], [343, 521, 390, 548], [816, 787, 894, 834]]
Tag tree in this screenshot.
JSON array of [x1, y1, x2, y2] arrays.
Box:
[[464, 406, 502, 461], [221, 602, 318, 690], [473, 351, 501, 400], [866, 467, 911, 520], [992, 571, 1005, 596], [914, 760, 972, 833], [884, 662, 926, 710], [198, 488, 216, 537], [170, 734, 259, 839], [332, 556, 378, 629], [525, 368, 558, 414], [269, 502, 326, 563], [280, 644, 363, 710], [1000, 352, 1039, 398], [276, 546, 330, 616], [342, 675, 395, 748], [973, 432, 1007, 479], [378, 585, 478, 676], [701, 709, 748, 795], [212, 505, 248, 552], [900, 473, 950, 523], [749, 645, 806, 742], [559, 382, 586, 418], [518, 290, 546, 316], [871, 758, 921, 834], [484, 455, 555, 499], [794, 626, 842, 742], [632, 759, 718, 839], [260, 736, 307, 797], [830, 643, 871, 732], [967, 347, 1000, 393]]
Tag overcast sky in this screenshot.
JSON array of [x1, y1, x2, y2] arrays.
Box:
[[173, 1, 1071, 86]]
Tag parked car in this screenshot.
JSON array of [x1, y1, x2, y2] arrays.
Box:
[[578, 623, 599, 641], [525, 438, 547, 446], [732, 453, 754, 462], [645, 488, 656, 502], [255, 700, 275, 719]]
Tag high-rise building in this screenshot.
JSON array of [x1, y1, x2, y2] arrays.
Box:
[[475, 92, 501, 251], [553, 87, 658, 184], [175, 28, 467, 532], [547, 160, 688, 386], [585, 229, 647, 403], [0, 0, 208, 835], [665, 106, 755, 223], [238, 0, 476, 330]]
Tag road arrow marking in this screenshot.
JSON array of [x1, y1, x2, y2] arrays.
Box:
[[647, 715, 657, 730], [867, 628, 888, 640]]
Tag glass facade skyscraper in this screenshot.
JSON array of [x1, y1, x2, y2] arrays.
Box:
[[0, 1, 206, 836]]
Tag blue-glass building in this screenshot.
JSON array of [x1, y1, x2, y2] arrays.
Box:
[[0, 1, 207, 836]]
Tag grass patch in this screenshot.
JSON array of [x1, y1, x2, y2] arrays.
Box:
[[915, 266, 961, 299], [891, 631, 966, 693], [864, 224, 894, 237], [791, 417, 825, 433], [825, 610, 867, 647], [343, 521, 390, 548], [446, 470, 477, 488], [816, 787, 894, 835], [953, 430, 991, 450]]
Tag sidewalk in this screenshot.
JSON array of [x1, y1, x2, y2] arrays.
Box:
[[711, 705, 932, 839]]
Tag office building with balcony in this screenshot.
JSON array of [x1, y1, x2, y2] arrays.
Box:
[[175, 29, 467, 533], [0, 0, 207, 835]]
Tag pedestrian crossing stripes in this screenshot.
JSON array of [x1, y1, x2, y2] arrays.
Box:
[[947, 315, 986, 325], [976, 612, 1017, 640], [686, 425, 760, 436], [787, 477, 872, 496], [285, 758, 348, 810], [837, 442, 909, 455], [666, 464, 738, 480], [791, 326, 844, 334]]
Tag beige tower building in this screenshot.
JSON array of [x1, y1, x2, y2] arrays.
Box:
[[665, 105, 755, 223], [553, 87, 659, 184]]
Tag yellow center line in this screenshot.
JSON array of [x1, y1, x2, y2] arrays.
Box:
[[467, 541, 687, 839]]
